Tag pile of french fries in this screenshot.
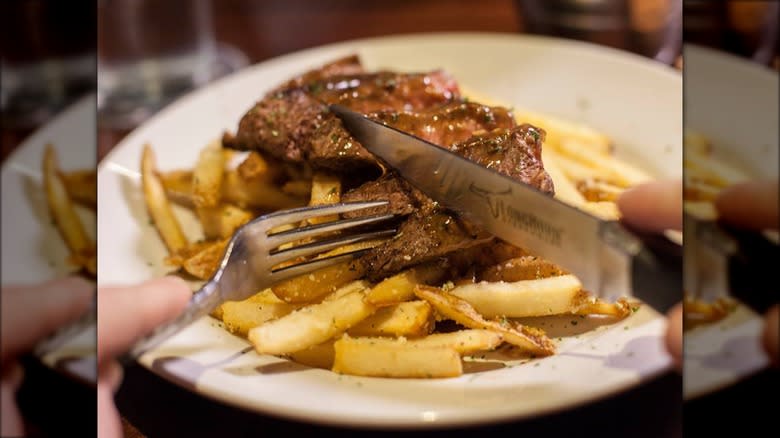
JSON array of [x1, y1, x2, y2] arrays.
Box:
[[140, 91, 655, 379], [43, 145, 97, 277], [682, 131, 748, 325]]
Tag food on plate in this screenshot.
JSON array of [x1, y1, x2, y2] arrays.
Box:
[[682, 131, 748, 327], [141, 54, 650, 378], [42, 145, 96, 277]]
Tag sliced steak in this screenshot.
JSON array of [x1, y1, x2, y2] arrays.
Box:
[[341, 172, 429, 217], [358, 124, 556, 279], [228, 70, 460, 170], [270, 54, 364, 94], [451, 124, 554, 195]]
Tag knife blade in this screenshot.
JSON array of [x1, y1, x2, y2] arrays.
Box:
[[331, 104, 682, 312]]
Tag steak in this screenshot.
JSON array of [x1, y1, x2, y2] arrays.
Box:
[[270, 54, 365, 95], [357, 124, 555, 280], [227, 70, 460, 171]]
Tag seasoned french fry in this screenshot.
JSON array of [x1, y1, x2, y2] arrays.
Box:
[[182, 238, 228, 280], [237, 151, 281, 182], [248, 286, 375, 355], [160, 169, 307, 210], [271, 260, 365, 303], [513, 109, 612, 156], [448, 275, 588, 318], [397, 329, 503, 354], [547, 148, 627, 188], [364, 264, 447, 306], [332, 334, 463, 378], [579, 201, 621, 220], [479, 256, 566, 282], [574, 297, 634, 318], [577, 178, 624, 202], [192, 140, 225, 208], [142, 145, 188, 254], [286, 340, 336, 369], [197, 203, 253, 240], [61, 169, 97, 208], [540, 148, 588, 207], [221, 289, 304, 336], [305, 171, 341, 224], [414, 285, 556, 356], [43, 145, 95, 269], [555, 138, 653, 187], [347, 301, 435, 337]]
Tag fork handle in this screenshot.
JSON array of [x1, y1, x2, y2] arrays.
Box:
[[119, 281, 222, 366]]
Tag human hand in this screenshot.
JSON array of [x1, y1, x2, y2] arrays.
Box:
[[617, 180, 683, 371], [716, 180, 779, 367], [1, 277, 94, 437], [97, 276, 191, 438]]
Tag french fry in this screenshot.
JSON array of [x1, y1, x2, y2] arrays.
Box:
[[555, 138, 653, 187], [414, 285, 556, 356], [479, 256, 566, 282], [347, 301, 435, 337], [574, 297, 634, 318], [513, 109, 613, 156], [547, 148, 627, 188], [197, 203, 253, 240], [396, 329, 503, 354], [332, 334, 463, 378], [684, 201, 718, 220], [540, 148, 588, 207], [160, 169, 306, 210], [448, 275, 588, 318], [182, 238, 228, 280], [221, 289, 304, 336], [271, 260, 365, 303], [43, 145, 95, 268], [192, 140, 225, 208], [237, 151, 281, 182], [364, 264, 447, 306], [577, 179, 624, 202], [286, 340, 336, 369], [142, 145, 188, 254], [61, 169, 97, 208], [248, 286, 375, 355], [305, 171, 341, 224]]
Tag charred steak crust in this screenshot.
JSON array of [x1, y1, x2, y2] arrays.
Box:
[[270, 54, 365, 95]]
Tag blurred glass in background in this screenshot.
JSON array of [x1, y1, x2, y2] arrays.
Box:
[[515, 0, 682, 64], [97, 0, 248, 129]]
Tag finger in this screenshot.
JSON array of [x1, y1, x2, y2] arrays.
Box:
[[763, 305, 778, 367], [97, 276, 191, 366], [1, 276, 94, 362], [715, 180, 779, 231], [618, 180, 682, 231], [665, 302, 683, 372], [97, 366, 122, 438], [0, 363, 25, 437]]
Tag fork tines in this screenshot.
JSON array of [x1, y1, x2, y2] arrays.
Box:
[[264, 201, 396, 277]]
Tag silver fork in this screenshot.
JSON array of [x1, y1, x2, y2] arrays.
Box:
[[121, 200, 395, 362]]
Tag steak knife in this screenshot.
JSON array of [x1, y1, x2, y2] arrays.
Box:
[[331, 104, 682, 312]]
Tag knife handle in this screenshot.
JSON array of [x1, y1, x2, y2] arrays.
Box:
[[623, 225, 683, 313], [720, 223, 779, 314]]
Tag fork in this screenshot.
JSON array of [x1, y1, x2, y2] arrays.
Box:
[[121, 200, 396, 362]]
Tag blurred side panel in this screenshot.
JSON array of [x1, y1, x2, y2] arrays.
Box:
[[683, 0, 779, 435], [1, 0, 97, 436]]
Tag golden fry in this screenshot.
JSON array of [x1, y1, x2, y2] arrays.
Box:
[[332, 334, 463, 378], [271, 260, 365, 303], [43, 145, 95, 268], [142, 145, 188, 254], [181, 238, 228, 280], [479, 256, 566, 282], [61, 169, 97, 208], [192, 140, 225, 208], [347, 301, 435, 337], [237, 151, 281, 182]]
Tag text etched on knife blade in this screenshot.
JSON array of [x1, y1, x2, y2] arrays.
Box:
[[469, 183, 563, 247]]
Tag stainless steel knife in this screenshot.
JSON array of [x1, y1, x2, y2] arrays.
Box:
[[331, 104, 682, 312]]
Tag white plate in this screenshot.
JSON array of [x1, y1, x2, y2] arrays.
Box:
[[682, 44, 778, 400], [1, 94, 97, 383], [97, 33, 681, 428]]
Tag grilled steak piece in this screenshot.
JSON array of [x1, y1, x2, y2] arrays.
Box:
[[270, 54, 365, 94], [451, 124, 554, 195], [341, 172, 429, 217], [228, 70, 460, 170], [357, 124, 555, 280]]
